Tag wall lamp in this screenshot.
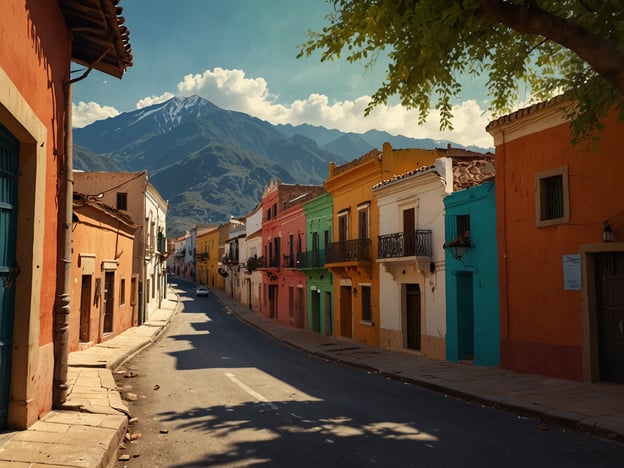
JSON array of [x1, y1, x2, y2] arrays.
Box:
[[603, 221, 614, 243], [444, 231, 471, 260]]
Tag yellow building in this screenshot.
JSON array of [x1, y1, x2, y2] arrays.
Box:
[[197, 226, 223, 289], [324, 142, 443, 347]]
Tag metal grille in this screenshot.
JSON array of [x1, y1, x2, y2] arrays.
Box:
[[541, 175, 563, 220]]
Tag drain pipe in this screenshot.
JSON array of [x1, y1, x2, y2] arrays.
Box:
[[52, 80, 73, 407], [53, 57, 105, 407]]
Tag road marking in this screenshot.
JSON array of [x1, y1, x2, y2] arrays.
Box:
[[225, 372, 278, 410]]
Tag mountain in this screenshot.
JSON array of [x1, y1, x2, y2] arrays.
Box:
[[276, 123, 493, 159], [73, 96, 345, 236], [74, 144, 127, 172], [73, 95, 492, 237]]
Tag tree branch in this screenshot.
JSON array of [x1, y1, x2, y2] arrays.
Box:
[[479, 0, 624, 94]]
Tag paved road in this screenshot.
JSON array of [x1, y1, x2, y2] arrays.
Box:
[[114, 279, 622, 467]]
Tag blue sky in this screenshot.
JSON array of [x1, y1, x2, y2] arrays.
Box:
[[73, 0, 494, 148]]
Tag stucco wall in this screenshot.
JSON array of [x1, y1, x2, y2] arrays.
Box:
[[374, 165, 448, 359], [490, 104, 624, 380], [1, 0, 71, 427], [444, 182, 500, 367], [71, 204, 136, 352]]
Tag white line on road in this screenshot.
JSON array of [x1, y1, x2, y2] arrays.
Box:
[[225, 372, 278, 410]]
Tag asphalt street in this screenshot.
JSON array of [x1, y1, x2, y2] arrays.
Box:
[[114, 279, 623, 467]]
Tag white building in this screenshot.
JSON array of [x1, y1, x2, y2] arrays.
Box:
[[372, 159, 452, 359], [242, 204, 263, 312]]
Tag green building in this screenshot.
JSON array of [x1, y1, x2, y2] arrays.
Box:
[[299, 193, 334, 335]]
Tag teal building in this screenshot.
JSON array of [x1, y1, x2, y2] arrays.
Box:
[[444, 181, 500, 366], [300, 193, 334, 335]]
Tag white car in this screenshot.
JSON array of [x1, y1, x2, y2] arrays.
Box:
[[195, 285, 210, 297]]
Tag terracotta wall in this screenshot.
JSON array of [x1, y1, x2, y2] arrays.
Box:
[[494, 108, 624, 380], [1, 1, 70, 426], [70, 204, 136, 352]]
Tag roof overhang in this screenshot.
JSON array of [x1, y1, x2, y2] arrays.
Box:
[[57, 0, 133, 79]]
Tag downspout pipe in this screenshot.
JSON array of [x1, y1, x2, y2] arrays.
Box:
[[54, 63, 97, 407], [53, 81, 73, 407]]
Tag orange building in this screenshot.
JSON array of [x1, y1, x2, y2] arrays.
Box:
[[324, 143, 443, 347], [0, 1, 131, 429], [70, 195, 137, 352], [487, 98, 624, 383]]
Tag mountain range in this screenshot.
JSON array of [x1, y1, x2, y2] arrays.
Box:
[[73, 95, 492, 237]]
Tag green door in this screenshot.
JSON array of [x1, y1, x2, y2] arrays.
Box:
[[0, 124, 19, 429]]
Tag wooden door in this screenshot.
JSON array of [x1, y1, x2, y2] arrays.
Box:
[[103, 272, 115, 333], [403, 208, 415, 257], [596, 253, 624, 383], [79, 275, 92, 342], [340, 286, 353, 338], [406, 284, 421, 350]]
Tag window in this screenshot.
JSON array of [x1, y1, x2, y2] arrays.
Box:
[[312, 232, 319, 251], [361, 285, 372, 323], [456, 214, 470, 238], [338, 210, 349, 242], [536, 166, 569, 227], [357, 203, 370, 240], [116, 192, 128, 210]]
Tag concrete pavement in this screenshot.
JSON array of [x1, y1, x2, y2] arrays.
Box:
[[1, 282, 622, 467], [0, 289, 181, 468]]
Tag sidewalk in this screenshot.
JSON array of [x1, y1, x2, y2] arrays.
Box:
[[1, 284, 622, 467], [0, 288, 181, 468]]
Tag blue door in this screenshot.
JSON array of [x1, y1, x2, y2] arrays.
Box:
[[0, 123, 19, 429]]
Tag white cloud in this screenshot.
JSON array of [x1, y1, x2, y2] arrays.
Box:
[[73, 67, 494, 148], [72, 101, 120, 128], [136, 92, 175, 109], [175, 68, 494, 148]]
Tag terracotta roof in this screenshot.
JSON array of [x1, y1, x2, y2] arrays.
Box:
[[58, 0, 133, 79], [73, 192, 137, 228], [372, 164, 437, 190], [486, 95, 569, 132], [452, 158, 495, 191], [333, 148, 382, 176]]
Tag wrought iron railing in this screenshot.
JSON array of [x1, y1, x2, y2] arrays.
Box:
[[326, 239, 371, 263], [378, 230, 433, 259], [296, 250, 327, 269]]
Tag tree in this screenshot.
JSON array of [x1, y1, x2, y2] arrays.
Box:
[[297, 0, 624, 140]]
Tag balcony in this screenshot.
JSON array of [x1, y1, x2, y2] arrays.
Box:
[[378, 230, 433, 259], [297, 250, 326, 269], [326, 239, 371, 264], [223, 253, 240, 265]]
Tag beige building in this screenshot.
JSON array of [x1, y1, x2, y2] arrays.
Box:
[[73, 171, 168, 324], [71, 194, 138, 351]]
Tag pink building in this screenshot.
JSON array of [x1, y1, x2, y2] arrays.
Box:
[[260, 181, 325, 327]]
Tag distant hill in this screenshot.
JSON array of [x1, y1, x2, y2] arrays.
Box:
[[73, 95, 491, 237], [276, 123, 493, 160]]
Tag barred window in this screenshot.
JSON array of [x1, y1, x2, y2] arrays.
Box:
[[535, 166, 569, 227]]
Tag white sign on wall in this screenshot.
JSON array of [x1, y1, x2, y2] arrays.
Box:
[[562, 254, 582, 291]]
